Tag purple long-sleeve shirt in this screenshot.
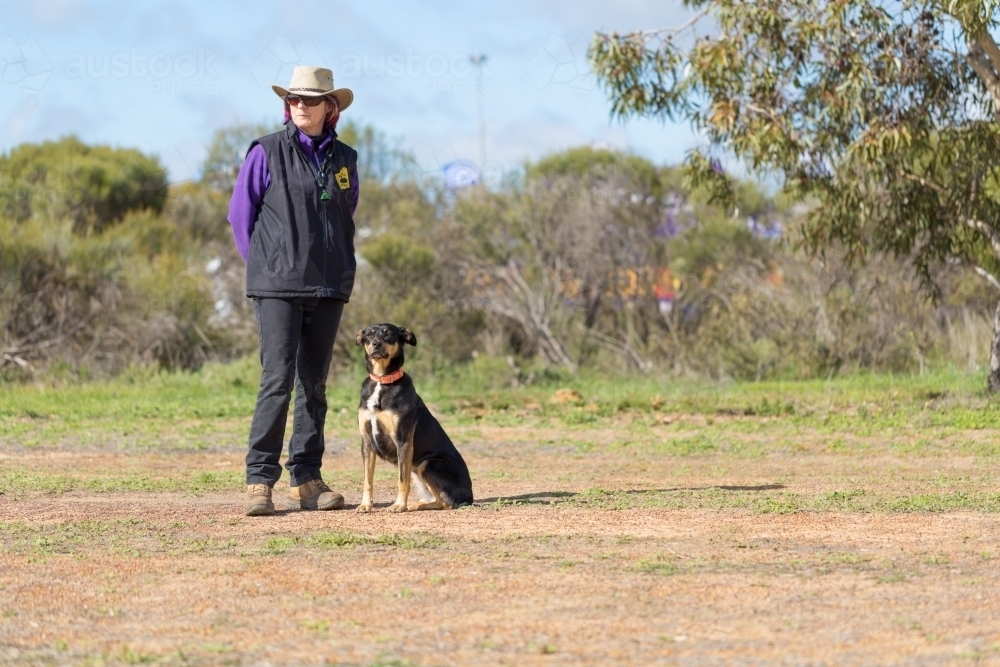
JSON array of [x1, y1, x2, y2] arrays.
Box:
[[227, 126, 360, 262]]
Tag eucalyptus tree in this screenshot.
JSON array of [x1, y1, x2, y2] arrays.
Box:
[[590, 1, 1000, 389]]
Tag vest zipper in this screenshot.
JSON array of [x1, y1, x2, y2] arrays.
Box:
[[291, 135, 338, 288], [320, 151, 336, 254]]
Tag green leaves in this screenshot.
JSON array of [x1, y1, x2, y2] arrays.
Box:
[[200, 123, 280, 192], [361, 235, 435, 276], [0, 136, 167, 234], [588, 23, 692, 122], [590, 1, 1000, 288]]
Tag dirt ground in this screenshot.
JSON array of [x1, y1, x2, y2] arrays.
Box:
[[2, 425, 1000, 666]]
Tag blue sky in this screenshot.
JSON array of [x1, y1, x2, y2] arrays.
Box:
[[1, 0, 701, 185]]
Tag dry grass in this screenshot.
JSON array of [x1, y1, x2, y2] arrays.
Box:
[[2, 388, 1000, 665]]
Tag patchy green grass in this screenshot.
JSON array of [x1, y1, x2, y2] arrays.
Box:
[[4, 360, 1000, 666], [0, 469, 245, 497], [2, 360, 1000, 451], [0, 520, 446, 559], [545, 486, 1000, 513], [307, 530, 443, 550], [635, 554, 681, 575], [3, 360, 1000, 515]]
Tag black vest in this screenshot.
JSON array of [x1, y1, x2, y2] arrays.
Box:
[[245, 124, 358, 300]]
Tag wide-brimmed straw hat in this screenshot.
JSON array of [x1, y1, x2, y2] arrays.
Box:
[[272, 65, 353, 111]]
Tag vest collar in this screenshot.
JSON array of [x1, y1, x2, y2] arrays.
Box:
[[369, 368, 405, 385], [284, 122, 337, 144]]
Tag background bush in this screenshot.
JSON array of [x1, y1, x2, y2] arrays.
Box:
[[0, 130, 994, 382]]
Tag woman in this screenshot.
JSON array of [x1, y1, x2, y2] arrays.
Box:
[[228, 66, 360, 516]]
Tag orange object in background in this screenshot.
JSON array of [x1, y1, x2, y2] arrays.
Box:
[[616, 267, 678, 301], [765, 267, 783, 287], [654, 267, 677, 301]]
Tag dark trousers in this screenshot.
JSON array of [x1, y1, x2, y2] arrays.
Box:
[[246, 297, 345, 487]]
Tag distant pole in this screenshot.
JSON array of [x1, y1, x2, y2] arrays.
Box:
[[469, 53, 488, 173]]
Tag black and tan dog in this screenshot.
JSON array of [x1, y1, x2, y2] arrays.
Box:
[[354, 323, 473, 512]]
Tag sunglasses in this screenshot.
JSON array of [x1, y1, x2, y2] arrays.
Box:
[[285, 95, 328, 108]]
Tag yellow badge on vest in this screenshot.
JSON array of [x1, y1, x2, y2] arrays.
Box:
[[335, 167, 350, 190]]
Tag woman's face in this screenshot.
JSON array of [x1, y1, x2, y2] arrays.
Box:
[[288, 96, 330, 135]]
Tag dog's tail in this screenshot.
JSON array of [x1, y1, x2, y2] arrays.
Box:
[[445, 487, 474, 508]]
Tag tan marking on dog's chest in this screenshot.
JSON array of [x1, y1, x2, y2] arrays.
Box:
[[376, 409, 400, 439], [361, 385, 400, 441]]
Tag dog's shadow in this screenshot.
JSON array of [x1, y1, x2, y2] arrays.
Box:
[[263, 485, 787, 513], [476, 484, 785, 505]]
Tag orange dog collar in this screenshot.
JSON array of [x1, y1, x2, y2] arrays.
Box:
[[369, 369, 405, 384]]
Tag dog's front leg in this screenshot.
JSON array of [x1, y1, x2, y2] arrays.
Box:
[[386, 436, 413, 513], [356, 415, 377, 513], [357, 439, 377, 513]]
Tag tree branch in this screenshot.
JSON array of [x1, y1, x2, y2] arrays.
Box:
[[975, 31, 1000, 74], [574, 322, 652, 371], [901, 170, 946, 194], [964, 217, 1000, 260], [965, 37, 1000, 118], [495, 260, 578, 374], [630, 8, 710, 41], [974, 265, 1000, 291]]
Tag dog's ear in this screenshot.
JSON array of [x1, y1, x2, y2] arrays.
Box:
[[399, 327, 417, 346], [355, 329, 366, 346]]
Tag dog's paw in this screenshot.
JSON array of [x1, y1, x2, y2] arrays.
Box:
[[356, 503, 373, 513], [386, 502, 408, 513]]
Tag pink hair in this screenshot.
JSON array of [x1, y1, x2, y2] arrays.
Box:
[[283, 96, 340, 131]]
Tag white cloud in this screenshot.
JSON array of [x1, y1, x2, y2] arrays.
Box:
[[508, 0, 693, 35], [3, 101, 95, 145], [19, 0, 91, 30]]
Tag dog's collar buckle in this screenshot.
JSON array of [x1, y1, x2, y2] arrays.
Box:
[[370, 369, 405, 385]]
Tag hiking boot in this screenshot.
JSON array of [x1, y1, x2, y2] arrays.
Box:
[[289, 479, 344, 510], [245, 484, 275, 516]]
